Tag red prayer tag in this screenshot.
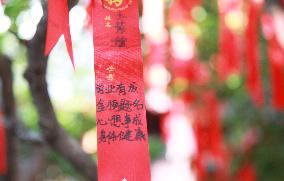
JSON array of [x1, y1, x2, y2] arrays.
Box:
[[0, 112, 6, 175], [93, 0, 151, 180]]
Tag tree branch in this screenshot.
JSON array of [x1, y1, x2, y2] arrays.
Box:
[[0, 56, 46, 181], [24, 3, 98, 180], [0, 56, 18, 181]]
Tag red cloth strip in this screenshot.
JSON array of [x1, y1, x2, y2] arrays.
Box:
[[45, 0, 74, 67], [262, 14, 284, 110], [217, 0, 242, 80], [93, 0, 151, 180], [245, 0, 264, 106], [193, 92, 229, 181], [236, 163, 256, 181], [268, 37, 284, 109], [0, 112, 7, 175], [218, 19, 240, 80]]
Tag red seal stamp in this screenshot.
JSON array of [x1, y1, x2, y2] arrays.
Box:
[[101, 0, 133, 12]]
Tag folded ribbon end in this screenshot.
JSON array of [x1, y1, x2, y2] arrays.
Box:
[[64, 31, 75, 70]]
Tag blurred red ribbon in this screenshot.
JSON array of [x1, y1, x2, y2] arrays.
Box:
[[245, 0, 264, 106], [45, 0, 74, 68], [169, 0, 200, 22], [217, 0, 242, 80], [267, 32, 284, 109], [236, 163, 256, 181], [0, 112, 7, 175], [193, 92, 229, 181], [93, 0, 151, 180], [262, 14, 284, 110]]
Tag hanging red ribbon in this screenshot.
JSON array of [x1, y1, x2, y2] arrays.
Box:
[[169, 0, 200, 22], [262, 14, 284, 110], [218, 23, 240, 80], [0, 112, 7, 175], [193, 92, 229, 181], [268, 35, 284, 109], [45, 0, 74, 67], [245, 0, 264, 106], [236, 163, 256, 181], [86, 0, 95, 28], [93, 0, 151, 180], [217, 0, 242, 81]]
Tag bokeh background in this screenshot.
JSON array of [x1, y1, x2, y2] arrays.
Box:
[[1, 0, 284, 180]]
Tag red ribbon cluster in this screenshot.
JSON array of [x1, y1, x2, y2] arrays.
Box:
[[217, 0, 284, 109]]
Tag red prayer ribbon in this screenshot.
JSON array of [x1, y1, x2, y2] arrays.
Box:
[[268, 35, 284, 109], [0, 112, 7, 175], [217, 0, 241, 80], [218, 23, 240, 80], [262, 14, 284, 110], [45, 0, 74, 67], [193, 92, 229, 181], [93, 0, 151, 180], [169, 0, 200, 22], [236, 163, 256, 181], [245, 0, 264, 106]]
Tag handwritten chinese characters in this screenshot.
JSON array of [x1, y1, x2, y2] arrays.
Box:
[[112, 13, 127, 47], [98, 127, 145, 144], [96, 82, 146, 144], [96, 82, 138, 95], [97, 113, 145, 144], [96, 98, 144, 112]]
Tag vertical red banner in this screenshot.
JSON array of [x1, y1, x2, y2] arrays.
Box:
[[262, 14, 284, 110], [0, 112, 6, 175], [193, 92, 229, 181], [218, 23, 240, 80], [217, 0, 242, 80], [268, 36, 284, 110], [245, 0, 264, 106], [93, 0, 151, 180]]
